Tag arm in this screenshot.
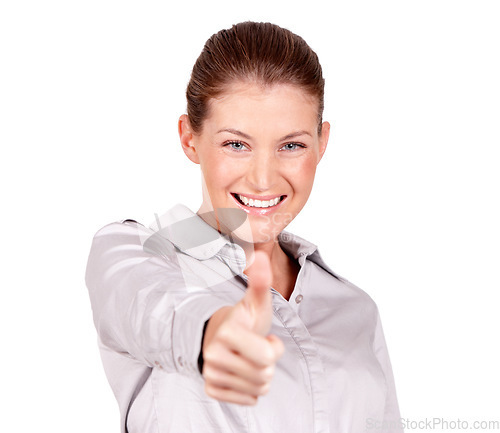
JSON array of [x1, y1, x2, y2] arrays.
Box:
[[85, 221, 232, 376], [373, 309, 404, 432]]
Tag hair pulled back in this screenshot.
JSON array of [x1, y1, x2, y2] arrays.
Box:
[[186, 21, 325, 133]]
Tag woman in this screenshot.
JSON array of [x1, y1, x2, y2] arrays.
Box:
[[86, 21, 403, 433]]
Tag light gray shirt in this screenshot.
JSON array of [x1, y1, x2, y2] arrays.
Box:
[[85, 204, 403, 433]]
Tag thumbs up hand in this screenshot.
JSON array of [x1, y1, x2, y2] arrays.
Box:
[[201, 251, 285, 405]]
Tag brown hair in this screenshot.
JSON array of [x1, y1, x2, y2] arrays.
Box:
[[186, 21, 325, 134]]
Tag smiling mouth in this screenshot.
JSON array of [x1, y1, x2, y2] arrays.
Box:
[[232, 193, 286, 209]]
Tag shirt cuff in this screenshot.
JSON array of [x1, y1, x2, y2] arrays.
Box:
[[197, 320, 209, 374], [171, 294, 233, 377]]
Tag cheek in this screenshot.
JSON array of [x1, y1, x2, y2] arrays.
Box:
[[288, 158, 318, 191], [201, 156, 243, 190]]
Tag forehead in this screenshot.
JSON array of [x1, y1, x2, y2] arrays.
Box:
[[203, 82, 320, 133]]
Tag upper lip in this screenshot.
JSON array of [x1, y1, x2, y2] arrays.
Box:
[[232, 192, 285, 200]]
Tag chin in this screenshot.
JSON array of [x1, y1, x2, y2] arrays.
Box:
[[207, 199, 296, 244], [227, 220, 281, 245], [251, 222, 285, 245]]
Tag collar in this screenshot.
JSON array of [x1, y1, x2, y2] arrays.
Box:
[[278, 231, 318, 261], [278, 231, 342, 281], [148, 204, 233, 261], [147, 204, 341, 281]]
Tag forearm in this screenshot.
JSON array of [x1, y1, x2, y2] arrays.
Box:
[[198, 306, 233, 374], [202, 306, 233, 354], [86, 221, 232, 373]]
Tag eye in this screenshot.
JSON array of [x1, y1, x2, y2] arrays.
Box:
[[224, 141, 248, 152], [280, 142, 305, 151]]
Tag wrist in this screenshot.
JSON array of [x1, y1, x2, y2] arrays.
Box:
[[202, 306, 233, 353]]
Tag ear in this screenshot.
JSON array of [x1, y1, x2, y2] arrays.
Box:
[[178, 114, 200, 164], [317, 121, 330, 162]]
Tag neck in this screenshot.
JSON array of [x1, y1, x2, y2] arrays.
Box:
[[196, 204, 282, 266], [196, 206, 299, 299], [243, 237, 299, 301]]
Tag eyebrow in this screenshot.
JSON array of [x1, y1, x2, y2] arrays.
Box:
[[216, 128, 312, 141]]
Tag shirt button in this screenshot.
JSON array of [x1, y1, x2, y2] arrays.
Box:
[[295, 294, 303, 304], [178, 356, 184, 367]]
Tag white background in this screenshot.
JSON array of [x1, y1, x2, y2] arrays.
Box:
[[1, 1, 499, 431]]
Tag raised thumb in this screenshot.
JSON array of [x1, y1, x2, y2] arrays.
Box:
[[243, 251, 273, 332]]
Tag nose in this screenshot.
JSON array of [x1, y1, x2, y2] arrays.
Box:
[[246, 151, 278, 192]]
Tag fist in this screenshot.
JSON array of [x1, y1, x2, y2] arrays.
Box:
[[201, 251, 285, 405]]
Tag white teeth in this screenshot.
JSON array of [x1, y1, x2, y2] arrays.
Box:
[[237, 194, 282, 208]]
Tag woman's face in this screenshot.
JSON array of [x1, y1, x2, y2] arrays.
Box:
[[179, 82, 330, 245]]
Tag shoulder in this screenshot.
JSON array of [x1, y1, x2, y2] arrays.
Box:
[[90, 218, 146, 241], [280, 230, 377, 306], [86, 218, 181, 277], [86, 218, 241, 295], [305, 249, 380, 318], [91, 218, 173, 253]]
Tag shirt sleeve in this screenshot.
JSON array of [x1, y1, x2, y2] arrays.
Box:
[[372, 309, 404, 433], [85, 221, 233, 377]]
